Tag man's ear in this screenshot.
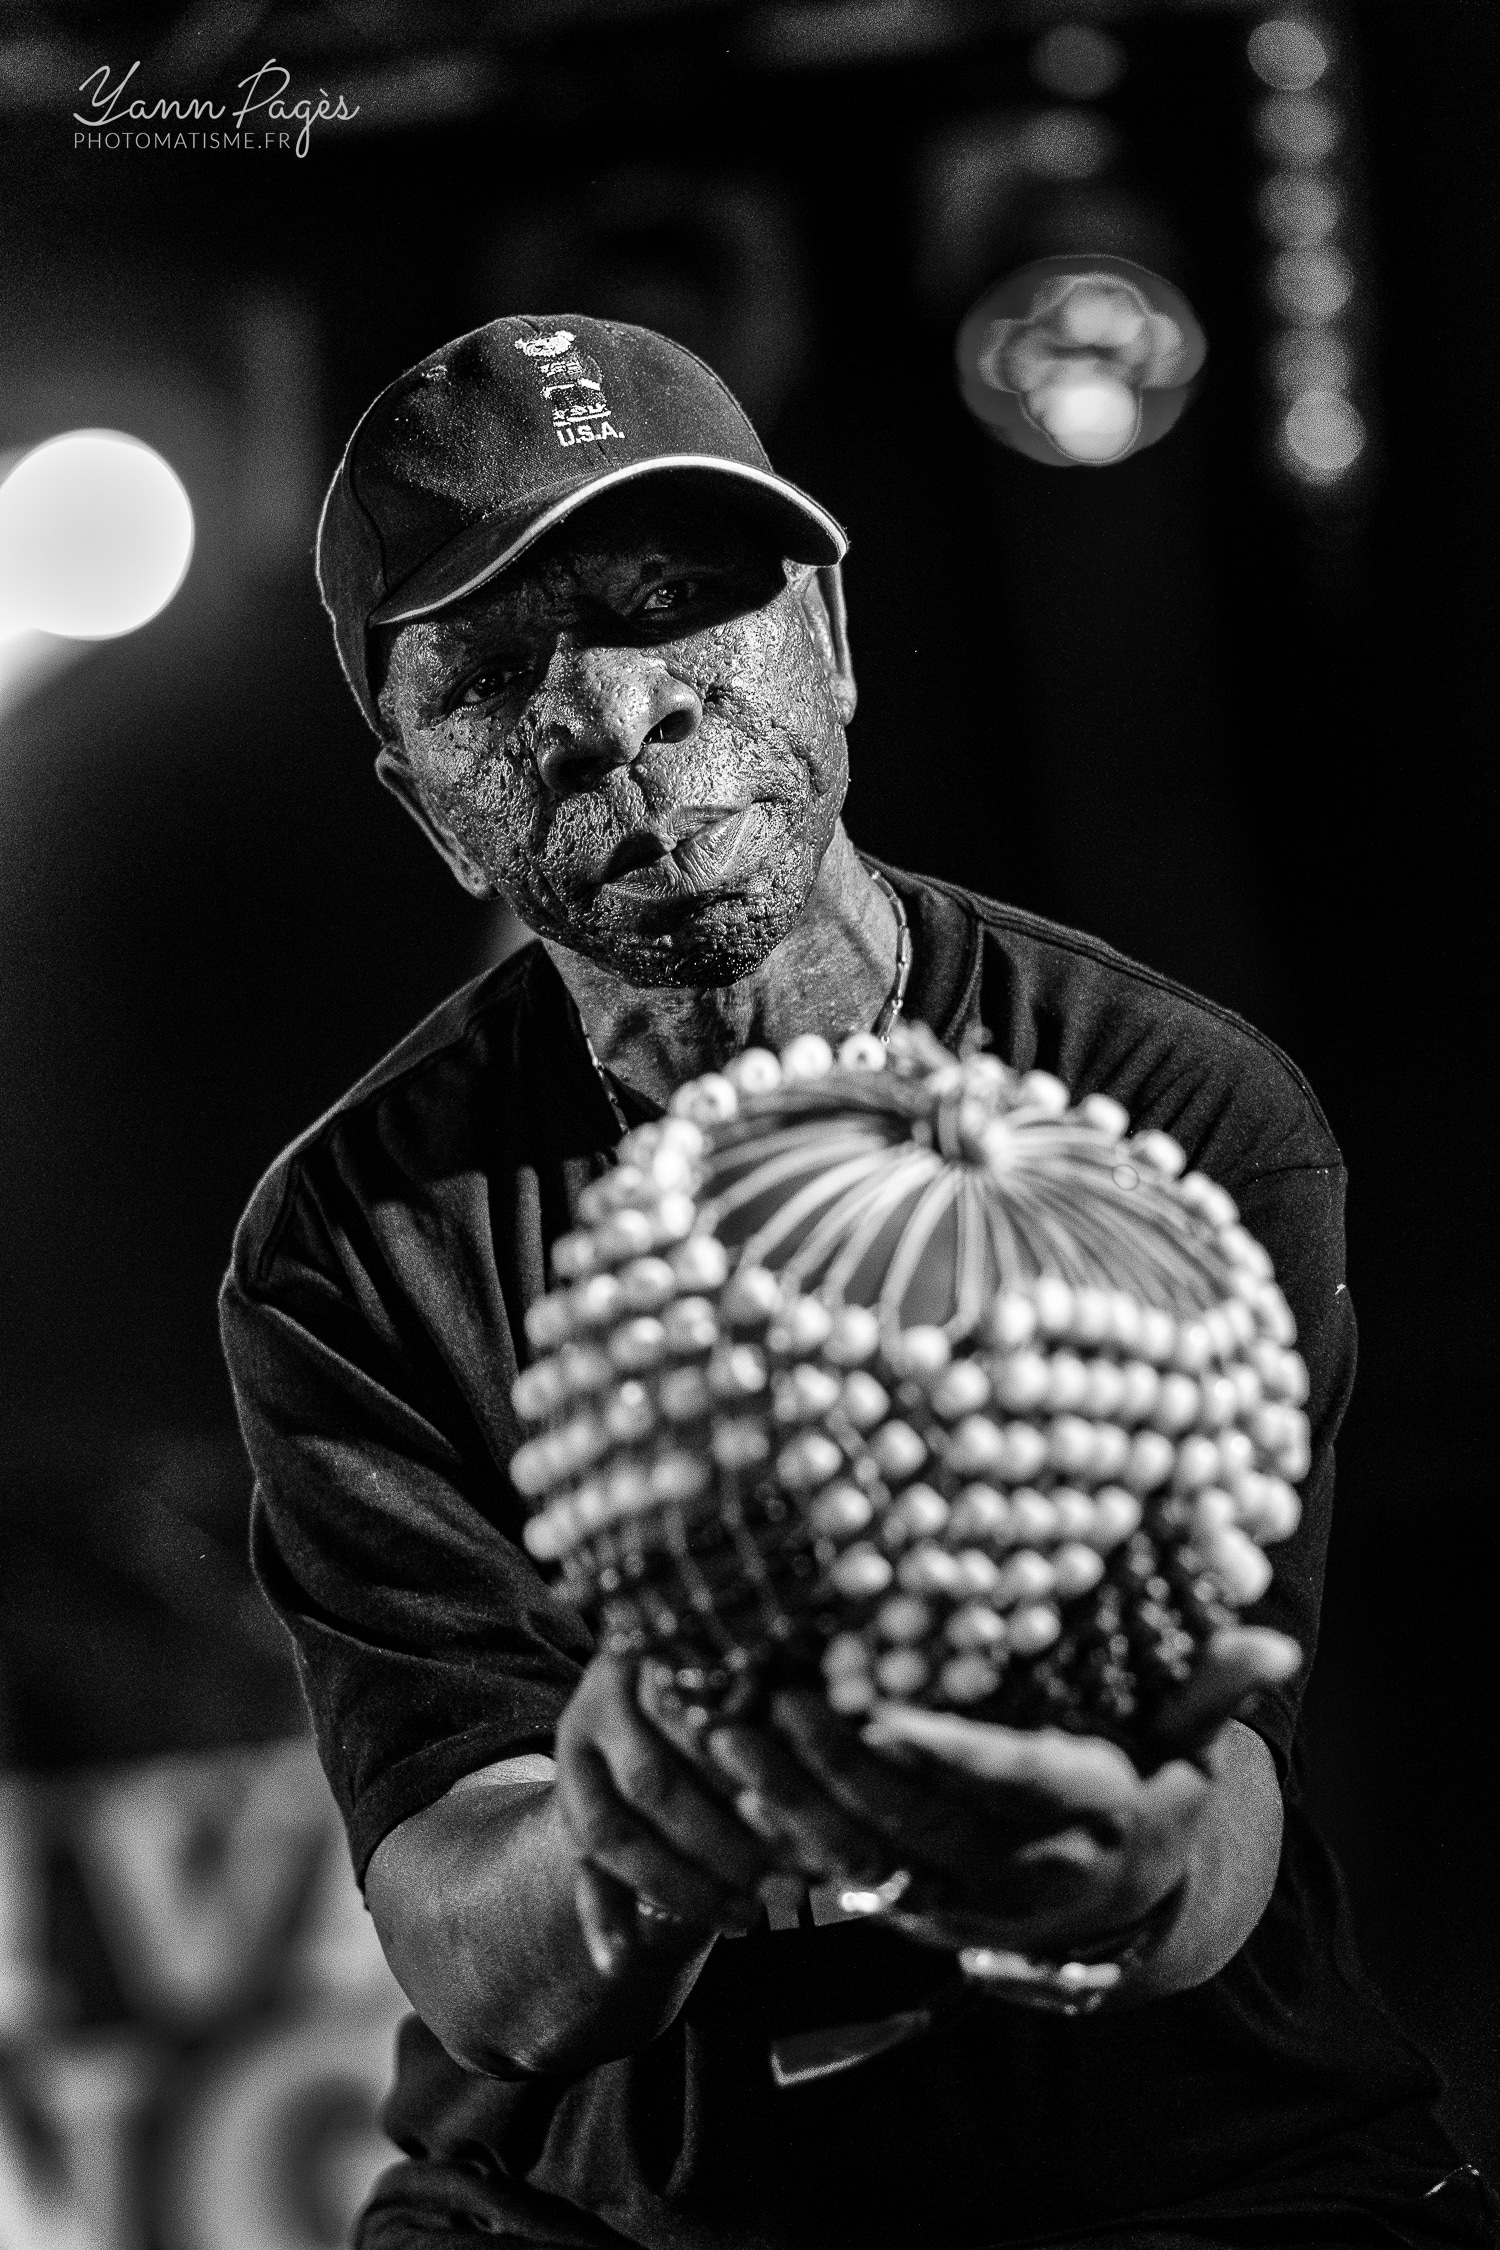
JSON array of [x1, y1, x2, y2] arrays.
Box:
[[374, 746, 494, 899], [797, 563, 857, 725]]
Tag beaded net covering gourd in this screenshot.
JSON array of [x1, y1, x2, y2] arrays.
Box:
[[512, 1025, 1309, 1747]]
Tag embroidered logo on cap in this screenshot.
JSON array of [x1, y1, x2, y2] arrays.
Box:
[[513, 329, 623, 448]]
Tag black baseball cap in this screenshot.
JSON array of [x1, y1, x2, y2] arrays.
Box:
[[316, 313, 848, 731]]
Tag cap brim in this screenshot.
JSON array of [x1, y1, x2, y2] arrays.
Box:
[[368, 456, 847, 627]]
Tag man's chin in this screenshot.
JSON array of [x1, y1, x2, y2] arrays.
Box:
[[556, 865, 814, 989]]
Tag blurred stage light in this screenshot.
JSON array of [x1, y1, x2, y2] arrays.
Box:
[[957, 257, 1207, 469], [1264, 327, 1352, 396], [1281, 388, 1366, 478], [1029, 23, 1126, 101], [1017, 107, 1118, 181], [1253, 90, 1340, 166], [1247, 18, 1329, 92], [1256, 171, 1340, 245], [0, 431, 193, 641], [1266, 243, 1353, 322]]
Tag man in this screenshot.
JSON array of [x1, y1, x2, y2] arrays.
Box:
[[221, 316, 1485, 2249]]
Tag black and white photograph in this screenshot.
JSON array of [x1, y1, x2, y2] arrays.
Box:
[[0, 4, 1496, 2247]]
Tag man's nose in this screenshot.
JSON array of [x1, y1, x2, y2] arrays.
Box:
[[531, 645, 703, 793]]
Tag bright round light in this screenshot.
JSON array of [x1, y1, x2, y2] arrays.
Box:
[[0, 431, 194, 640], [1254, 91, 1340, 165], [1265, 327, 1352, 396], [1282, 388, 1366, 478], [1031, 23, 1127, 100], [1266, 244, 1354, 322], [1033, 372, 1140, 461], [1256, 171, 1341, 246], [1247, 19, 1329, 92]]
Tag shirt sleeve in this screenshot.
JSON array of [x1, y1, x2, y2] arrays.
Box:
[[1219, 1160, 1357, 1786], [219, 1153, 593, 1886]]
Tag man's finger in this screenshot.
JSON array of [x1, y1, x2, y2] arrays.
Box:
[[557, 1739, 761, 1928], [1149, 1628, 1302, 1761], [705, 1723, 893, 1881]]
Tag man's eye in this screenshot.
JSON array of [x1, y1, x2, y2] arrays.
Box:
[[456, 664, 529, 707], [638, 579, 702, 616]]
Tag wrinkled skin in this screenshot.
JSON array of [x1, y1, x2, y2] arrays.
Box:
[[375, 488, 857, 993]]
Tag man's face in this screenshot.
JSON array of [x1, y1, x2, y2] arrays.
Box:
[[376, 490, 853, 988]]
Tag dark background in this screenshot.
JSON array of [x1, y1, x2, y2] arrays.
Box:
[[1, 0, 1495, 2182]]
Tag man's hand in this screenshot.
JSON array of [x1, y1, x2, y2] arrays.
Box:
[[699, 1627, 1301, 1971]]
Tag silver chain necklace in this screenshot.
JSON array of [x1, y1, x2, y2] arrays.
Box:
[[584, 871, 912, 1134]]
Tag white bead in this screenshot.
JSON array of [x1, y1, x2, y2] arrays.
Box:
[[1190, 1488, 1237, 1536], [1256, 1479, 1302, 1541], [552, 1232, 596, 1282], [837, 1032, 888, 1072], [1018, 1069, 1070, 1115], [1108, 1293, 1145, 1353], [877, 1594, 932, 1643], [887, 1485, 950, 1541], [780, 1033, 835, 1080], [1048, 1415, 1096, 1478], [605, 1462, 652, 1511], [1007, 1604, 1062, 1655], [1180, 1172, 1238, 1228], [1201, 1373, 1239, 1429], [885, 1325, 951, 1379], [1077, 1092, 1130, 1138], [946, 1602, 1008, 1650], [670, 1235, 730, 1292], [946, 1416, 1006, 1477], [991, 1349, 1051, 1414], [1091, 1488, 1143, 1550], [1222, 1225, 1273, 1279], [774, 1365, 842, 1423], [778, 1432, 845, 1491], [1204, 1308, 1236, 1360], [1083, 1359, 1127, 1419], [828, 1546, 893, 1599], [809, 1484, 875, 1537], [605, 1383, 658, 1442], [647, 1145, 695, 1194], [1124, 1429, 1176, 1494], [669, 1072, 738, 1123], [1132, 1130, 1186, 1178], [1119, 1361, 1162, 1423], [930, 1361, 993, 1419], [618, 1256, 678, 1312], [994, 1550, 1056, 1606], [1174, 1434, 1222, 1492], [724, 1047, 782, 1094], [1202, 1528, 1273, 1605], [711, 1418, 770, 1470], [658, 1117, 707, 1158], [524, 1295, 573, 1351], [898, 1543, 963, 1595], [1218, 1429, 1255, 1482], [609, 1316, 667, 1372], [823, 1632, 871, 1677], [658, 1368, 711, 1424], [1174, 1322, 1214, 1374], [870, 1420, 928, 1481], [953, 1548, 1002, 1596], [1137, 1307, 1178, 1365], [939, 1655, 1002, 1704], [1051, 1488, 1096, 1540], [841, 1371, 890, 1430], [509, 1439, 553, 1497], [512, 1364, 564, 1423], [1071, 1289, 1113, 1345], [1091, 1425, 1130, 1481], [827, 1673, 877, 1714], [1152, 1373, 1200, 1434], [1045, 1353, 1089, 1413], [1000, 1422, 1050, 1482], [522, 1511, 560, 1560], [986, 1292, 1039, 1350], [1033, 1276, 1075, 1336], [875, 1648, 930, 1696], [1278, 1350, 1310, 1405], [650, 1451, 710, 1503], [721, 1266, 783, 1326], [597, 1208, 655, 1263], [1256, 1286, 1298, 1346], [1009, 1490, 1060, 1544], [652, 1193, 697, 1246], [949, 1484, 1011, 1541], [824, 1304, 881, 1366], [662, 1297, 718, 1355], [783, 1297, 834, 1354], [1052, 1543, 1106, 1598], [708, 1344, 767, 1400]]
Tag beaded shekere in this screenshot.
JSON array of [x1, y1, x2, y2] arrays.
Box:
[[510, 1024, 1310, 1748]]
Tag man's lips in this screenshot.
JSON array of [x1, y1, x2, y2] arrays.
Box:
[[597, 806, 771, 896]]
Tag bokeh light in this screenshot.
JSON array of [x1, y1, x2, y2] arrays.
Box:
[[1266, 244, 1354, 322], [1247, 18, 1330, 92], [0, 431, 194, 641], [1254, 91, 1340, 166], [1264, 327, 1352, 396], [1256, 171, 1341, 245], [1030, 23, 1127, 101], [1282, 388, 1366, 478]]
